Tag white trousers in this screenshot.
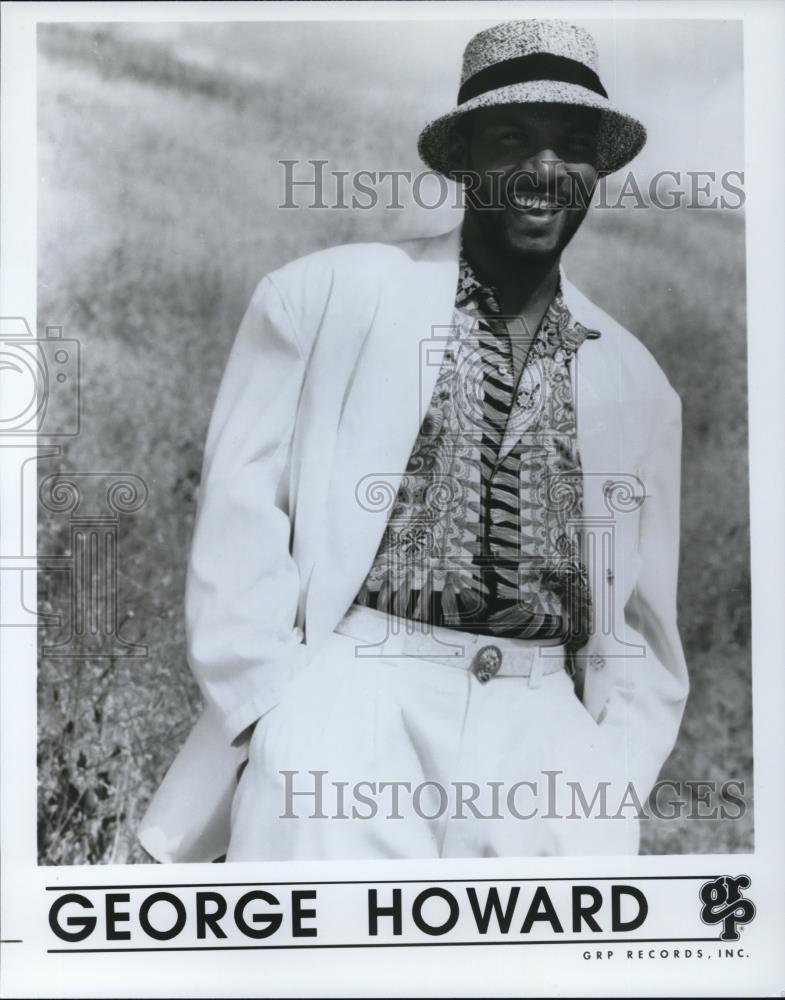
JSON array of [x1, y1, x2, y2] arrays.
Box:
[[226, 617, 640, 861]]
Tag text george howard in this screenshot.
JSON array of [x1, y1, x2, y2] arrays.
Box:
[[48, 883, 648, 944]]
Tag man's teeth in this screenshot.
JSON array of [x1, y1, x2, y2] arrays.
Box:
[[512, 194, 561, 210]]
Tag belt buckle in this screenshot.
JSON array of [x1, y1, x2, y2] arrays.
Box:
[[472, 644, 503, 683]]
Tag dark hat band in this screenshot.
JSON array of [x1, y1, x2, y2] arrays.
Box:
[[458, 52, 608, 104]]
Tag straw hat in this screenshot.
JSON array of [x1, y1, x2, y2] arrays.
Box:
[[417, 20, 646, 178]]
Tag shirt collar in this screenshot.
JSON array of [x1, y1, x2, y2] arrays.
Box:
[[455, 249, 502, 315], [456, 246, 588, 351]]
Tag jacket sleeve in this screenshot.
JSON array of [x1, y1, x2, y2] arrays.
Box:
[[597, 392, 690, 801], [185, 275, 309, 745]]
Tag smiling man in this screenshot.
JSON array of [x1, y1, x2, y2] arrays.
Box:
[[139, 20, 689, 863], [462, 104, 601, 262]]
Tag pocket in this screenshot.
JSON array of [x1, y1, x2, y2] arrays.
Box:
[[573, 688, 598, 724], [561, 685, 619, 766], [246, 632, 354, 765], [551, 670, 598, 728], [247, 702, 282, 766]]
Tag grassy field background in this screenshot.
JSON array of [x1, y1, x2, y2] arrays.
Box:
[[37, 23, 751, 863]]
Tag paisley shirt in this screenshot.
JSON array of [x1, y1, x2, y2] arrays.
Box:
[[354, 252, 593, 649]]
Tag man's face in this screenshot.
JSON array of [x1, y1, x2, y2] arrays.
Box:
[[463, 103, 601, 261]]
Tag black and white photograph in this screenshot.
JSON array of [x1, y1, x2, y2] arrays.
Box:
[[1, 1, 784, 996], [36, 13, 750, 864]]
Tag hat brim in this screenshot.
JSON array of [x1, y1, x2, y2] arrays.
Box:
[[417, 80, 646, 178]]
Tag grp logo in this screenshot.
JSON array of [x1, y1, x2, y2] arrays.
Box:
[[699, 875, 756, 941]]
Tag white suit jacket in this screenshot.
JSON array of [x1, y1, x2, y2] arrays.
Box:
[[138, 225, 689, 863]]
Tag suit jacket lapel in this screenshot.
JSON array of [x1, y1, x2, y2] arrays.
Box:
[[564, 277, 628, 639], [305, 227, 461, 643]]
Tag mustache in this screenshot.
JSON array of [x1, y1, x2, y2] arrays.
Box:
[[510, 169, 592, 206], [459, 169, 596, 211], [512, 178, 564, 201]]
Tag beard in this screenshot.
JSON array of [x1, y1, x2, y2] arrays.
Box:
[[463, 168, 594, 264]]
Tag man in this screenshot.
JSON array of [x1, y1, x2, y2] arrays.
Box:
[[139, 19, 688, 862]]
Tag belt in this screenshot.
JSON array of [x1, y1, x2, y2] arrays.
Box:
[[334, 604, 566, 688]]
